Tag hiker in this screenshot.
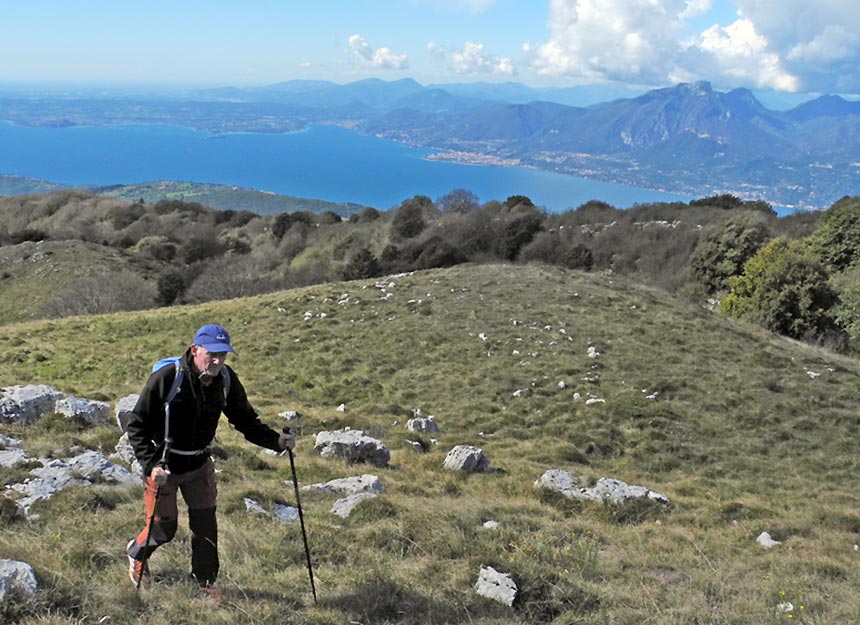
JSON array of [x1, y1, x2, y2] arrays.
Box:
[[125, 323, 296, 599]]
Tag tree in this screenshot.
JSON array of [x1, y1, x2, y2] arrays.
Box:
[[721, 238, 838, 341], [183, 256, 276, 303], [439, 188, 479, 214], [271, 212, 293, 240], [342, 248, 381, 280], [44, 272, 156, 317], [157, 268, 187, 306], [806, 196, 860, 272], [504, 195, 535, 209], [496, 213, 544, 261], [392, 198, 427, 239], [688, 213, 771, 293], [559, 243, 594, 271]]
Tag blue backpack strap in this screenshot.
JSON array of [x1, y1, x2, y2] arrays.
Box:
[[165, 359, 185, 405]]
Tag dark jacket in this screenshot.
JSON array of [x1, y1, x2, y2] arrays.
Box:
[[127, 349, 280, 476]]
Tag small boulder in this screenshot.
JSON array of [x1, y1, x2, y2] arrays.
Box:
[[302, 474, 383, 496], [0, 385, 64, 424], [331, 491, 378, 518], [535, 470, 669, 505], [443, 445, 492, 473], [475, 565, 517, 606], [0, 559, 37, 603], [407, 416, 439, 433], [757, 532, 781, 549], [114, 394, 139, 432], [314, 429, 390, 467], [55, 396, 112, 426]]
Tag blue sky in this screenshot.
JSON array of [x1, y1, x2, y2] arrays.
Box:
[[2, 0, 858, 96]]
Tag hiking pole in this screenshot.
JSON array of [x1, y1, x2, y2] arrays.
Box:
[[137, 437, 171, 593], [136, 482, 160, 592], [282, 426, 317, 604]]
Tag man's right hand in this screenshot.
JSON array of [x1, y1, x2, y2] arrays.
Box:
[[150, 466, 170, 485]]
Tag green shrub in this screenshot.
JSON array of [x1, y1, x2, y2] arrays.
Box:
[[806, 196, 860, 271], [688, 212, 771, 293], [721, 237, 839, 341]]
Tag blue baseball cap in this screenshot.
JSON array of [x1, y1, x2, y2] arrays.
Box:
[[193, 324, 236, 353]]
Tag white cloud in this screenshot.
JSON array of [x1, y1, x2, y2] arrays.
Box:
[[348, 34, 409, 70], [451, 41, 516, 75], [529, 0, 860, 93], [736, 0, 860, 91]]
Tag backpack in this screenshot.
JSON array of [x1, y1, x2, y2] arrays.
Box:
[[152, 356, 231, 407], [151, 356, 232, 460]]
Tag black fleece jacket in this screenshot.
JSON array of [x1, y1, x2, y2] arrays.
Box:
[[127, 349, 280, 477]]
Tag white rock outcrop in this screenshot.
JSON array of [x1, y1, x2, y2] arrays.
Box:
[[314, 429, 390, 467], [475, 565, 517, 606], [443, 445, 492, 473], [534, 470, 670, 505]]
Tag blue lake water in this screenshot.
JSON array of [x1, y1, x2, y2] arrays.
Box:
[[0, 120, 696, 212]]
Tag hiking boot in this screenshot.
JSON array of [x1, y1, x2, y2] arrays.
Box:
[[126, 539, 150, 586], [201, 583, 222, 603]]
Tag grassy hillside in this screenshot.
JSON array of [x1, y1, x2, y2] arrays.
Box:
[[2, 264, 860, 624], [0, 240, 162, 322]]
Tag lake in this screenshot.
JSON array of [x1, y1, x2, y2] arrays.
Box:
[[0, 120, 694, 212]]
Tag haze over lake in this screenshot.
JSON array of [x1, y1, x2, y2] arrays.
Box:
[[0, 121, 693, 211]]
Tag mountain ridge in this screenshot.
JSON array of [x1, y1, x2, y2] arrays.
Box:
[[2, 79, 859, 208]]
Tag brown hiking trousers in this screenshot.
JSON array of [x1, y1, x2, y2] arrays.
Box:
[[126, 458, 219, 585]]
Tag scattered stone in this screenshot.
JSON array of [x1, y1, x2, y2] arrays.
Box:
[[483, 520, 499, 530], [114, 395, 139, 432], [279, 410, 301, 421], [335, 403, 347, 412], [0, 385, 64, 424], [0, 559, 38, 602], [443, 445, 492, 473], [585, 398, 606, 406], [243, 498, 300, 524], [475, 565, 517, 606], [313, 429, 390, 466], [54, 396, 112, 426], [245, 497, 268, 515], [757, 531, 781, 549], [587, 346, 600, 359], [534, 470, 670, 505], [407, 416, 439, 433], [6, 450, 139, 519], [0, 434, 23, 449], [0, 448, 28, 468], [301, 474, 383, 496], [273, 503, 299, 524], [331, 491, 378, 518]]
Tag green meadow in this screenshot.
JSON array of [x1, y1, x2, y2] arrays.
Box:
[[2, 263, 860, 624]]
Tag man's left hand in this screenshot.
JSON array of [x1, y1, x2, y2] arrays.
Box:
[[278, 429, 296, 451]]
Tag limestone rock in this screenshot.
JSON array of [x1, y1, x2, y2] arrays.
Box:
[[534, 470, 669, 505], [0, 385, 64, 424], [330, 491, 378, 518], [302, 474, 383, 496], [475, 565, 517, 606], [0, 559, 37, 603], [314, 429, 390, 467], [54, 396, 112, 426], [114, 394, 139, 432], [443, 445, 492, 473]]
